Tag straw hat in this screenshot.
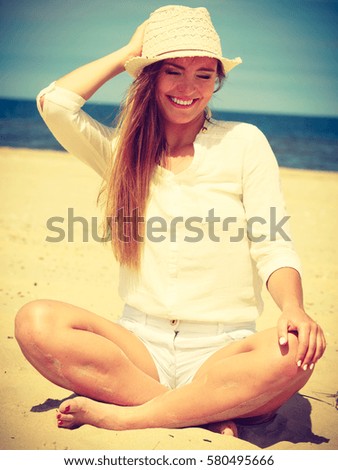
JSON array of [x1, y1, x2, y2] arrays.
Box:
[[124, 5, 242, 78]]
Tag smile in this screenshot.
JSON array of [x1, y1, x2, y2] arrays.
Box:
[[169, 96, 197, 107]]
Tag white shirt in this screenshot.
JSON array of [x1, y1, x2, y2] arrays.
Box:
[[37, 82, 302, 324]]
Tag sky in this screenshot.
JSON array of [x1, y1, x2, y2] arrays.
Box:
[[1, 0, 338, 116]]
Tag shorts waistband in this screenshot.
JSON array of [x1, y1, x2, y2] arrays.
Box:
[[122, 304, 256, 335]]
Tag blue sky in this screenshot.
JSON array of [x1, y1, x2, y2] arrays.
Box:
[[1, 0, 337, 116]]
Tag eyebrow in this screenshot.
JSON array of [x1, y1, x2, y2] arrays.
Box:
[[163, 61, 216, 72]]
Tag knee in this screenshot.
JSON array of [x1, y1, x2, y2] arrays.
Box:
[[270, 332, 303, 382], [15, 299, 55, 348]]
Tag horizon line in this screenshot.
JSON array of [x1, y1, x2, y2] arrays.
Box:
[[0, 95, 338, 120]]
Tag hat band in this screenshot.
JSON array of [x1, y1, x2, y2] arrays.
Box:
[[154, 48, 219, 58]]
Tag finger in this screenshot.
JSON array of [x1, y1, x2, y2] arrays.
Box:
[[296, 322, 311, 367], [301, 323, 318, 370], [277, 317, 289, 346], [310, 327, 327, 367]]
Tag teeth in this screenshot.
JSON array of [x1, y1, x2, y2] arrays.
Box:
[[170, 97, 194, 106]]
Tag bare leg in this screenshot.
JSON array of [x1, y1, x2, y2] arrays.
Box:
[[15, 300, 167, 405], [56, 328, 313, 430]]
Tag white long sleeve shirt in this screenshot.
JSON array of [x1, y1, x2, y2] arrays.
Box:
[[37, 82, 302, 324]]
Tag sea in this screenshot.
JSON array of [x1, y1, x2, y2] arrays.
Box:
[[0, 97, 338, 172]]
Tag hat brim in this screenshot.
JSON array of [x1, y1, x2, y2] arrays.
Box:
[[125, 51, 242, 78]]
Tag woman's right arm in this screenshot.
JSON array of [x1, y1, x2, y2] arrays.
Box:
[[42, 20, 147, 106], [37, 22, 147, 176]]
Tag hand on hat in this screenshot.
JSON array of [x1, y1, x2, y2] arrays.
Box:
[[126, 20, 148, 60]]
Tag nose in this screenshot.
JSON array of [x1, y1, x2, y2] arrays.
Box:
[[176, 77, 196, 95]]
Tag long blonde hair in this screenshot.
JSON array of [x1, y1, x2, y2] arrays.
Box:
[[100, 60, 225, 270]]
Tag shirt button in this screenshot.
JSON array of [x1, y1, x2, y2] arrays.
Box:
[[170, 319, 178, 326]]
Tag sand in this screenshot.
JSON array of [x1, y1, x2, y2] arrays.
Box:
[[1, 147, 337, 451]]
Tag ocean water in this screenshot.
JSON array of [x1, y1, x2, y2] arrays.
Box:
[[0, 97, 337, 171]]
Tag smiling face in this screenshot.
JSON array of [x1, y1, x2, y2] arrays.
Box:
[[155, 57, 218, 130]]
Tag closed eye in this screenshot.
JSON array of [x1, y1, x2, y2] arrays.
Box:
[[164, 68, 181, 76], [197, 74, 212, 80]]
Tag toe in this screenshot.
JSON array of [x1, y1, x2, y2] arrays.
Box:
[[221, 421, 238, 437], [56, 413, 78, 429], [204, 420, 238, 437], [59, 400, 73, 414]]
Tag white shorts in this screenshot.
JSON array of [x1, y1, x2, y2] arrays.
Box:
[[119, 305, 256, 389]]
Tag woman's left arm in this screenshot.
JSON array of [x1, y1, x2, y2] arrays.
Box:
[[241, 126, 326, 369], [267, 267, 326, 370]]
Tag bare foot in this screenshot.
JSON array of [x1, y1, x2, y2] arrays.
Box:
[[56, 397, 239, 436], [56, 396, 125, 430], [203, 420, 238, 437]]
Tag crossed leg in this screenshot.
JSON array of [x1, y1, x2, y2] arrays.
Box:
[[15, 300, 312, 432], [56, 331, 311, 430], [15, 299, 167, 405]]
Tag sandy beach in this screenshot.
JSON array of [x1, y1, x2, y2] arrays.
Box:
[[1, 146, 337, 451]]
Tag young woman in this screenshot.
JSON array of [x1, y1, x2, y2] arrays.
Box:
[[15, 5, 325, 435]]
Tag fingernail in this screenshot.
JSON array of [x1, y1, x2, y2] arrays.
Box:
[[303, 364, 308, 371], [309, 363, 315, 370], [279, 337, 287, 345], [64, 405, 70, 413], [57, 420, 63, 426], [297, 360, 302, 367], [56, 413, 61, 419]]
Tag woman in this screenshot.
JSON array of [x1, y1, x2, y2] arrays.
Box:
[[15, 5, 325, 435]]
